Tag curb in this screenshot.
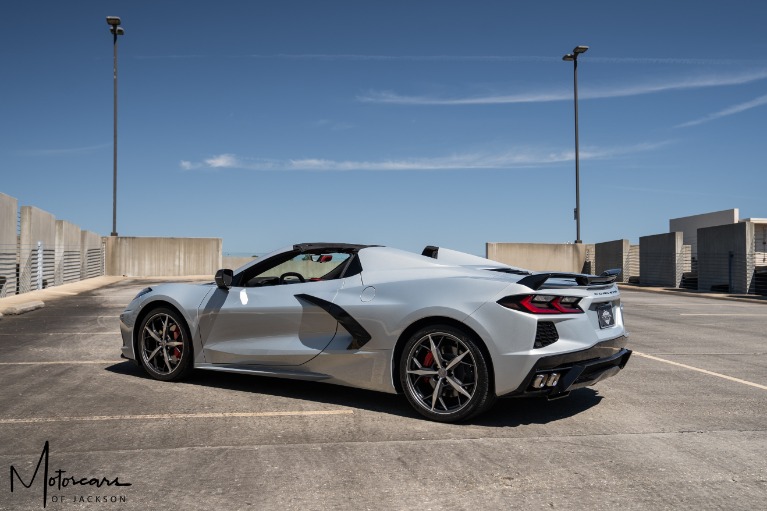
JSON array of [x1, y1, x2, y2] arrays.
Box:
[[617, 284, 767, 305], [0, 301, 45, 316]]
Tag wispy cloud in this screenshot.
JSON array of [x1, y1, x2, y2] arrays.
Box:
[[180, 142, 668, 173], [675, 93, 767, 128], [22, 143, 110, 156], [357, 69, 767, 105], [181, 154, 241, 170]]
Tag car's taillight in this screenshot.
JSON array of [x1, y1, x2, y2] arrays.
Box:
[[498, 294, 584, 314]]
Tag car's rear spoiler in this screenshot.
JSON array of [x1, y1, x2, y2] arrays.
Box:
[[517, 268, 621, 290]]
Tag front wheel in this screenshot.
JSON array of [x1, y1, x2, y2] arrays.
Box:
[[399, 325, 495, 422], [137, 307, 193, 381]]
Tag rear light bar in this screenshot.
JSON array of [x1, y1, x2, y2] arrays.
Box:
[[498, 294, 584, 314]]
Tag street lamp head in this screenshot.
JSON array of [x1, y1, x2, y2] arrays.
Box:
[[562, 54, 575, 61], [111, 26, 125, 36], [106, 16, 121, 26], [573, 45, 589, 54]]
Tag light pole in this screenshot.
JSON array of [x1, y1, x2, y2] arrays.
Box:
[[106, 16, 124, 237], [562, 45, 588, 244]]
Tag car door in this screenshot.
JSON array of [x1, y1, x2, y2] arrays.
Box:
[[198, 279, 342, 366], [197, 250, 351, 366]]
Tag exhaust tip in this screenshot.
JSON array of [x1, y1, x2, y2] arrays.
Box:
[[529, 372, 562, 390]]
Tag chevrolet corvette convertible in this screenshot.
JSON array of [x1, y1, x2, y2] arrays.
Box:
[[119, 243, 631, 422]]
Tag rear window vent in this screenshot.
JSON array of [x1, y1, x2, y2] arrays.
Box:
[[534, 321, 559, 349]]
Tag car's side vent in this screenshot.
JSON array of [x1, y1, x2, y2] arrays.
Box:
[[534, 321, 559, 349]]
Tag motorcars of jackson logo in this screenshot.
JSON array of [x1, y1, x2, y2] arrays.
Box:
[[8, 441, 131, 507]]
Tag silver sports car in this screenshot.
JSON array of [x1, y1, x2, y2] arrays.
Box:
[[119, 243, 631, 422]]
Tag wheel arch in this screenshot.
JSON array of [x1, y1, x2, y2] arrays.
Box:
[[391, 316, 495, 395], [132, 300, 193, 361]]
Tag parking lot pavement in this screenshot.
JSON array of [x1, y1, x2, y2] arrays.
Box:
[[0, 282, 764, 510]]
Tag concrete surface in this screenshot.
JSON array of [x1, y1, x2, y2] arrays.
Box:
[[0, 192, 18, 298], [223, 256, 258, 270], [55, 219, 82, 286], [618, 283, 767, 305], [0, 301, 44, 315], [639, 232, 685, 287], [104, 236, 222, 277], [19, 205, 57, 292], [0, 281, 764, 510], [486, 242, 593, 272], [595, 239, 630, 282], [698, 222, 755, 294], [0, 275, 215, 315], [670, 208, 739, 258]]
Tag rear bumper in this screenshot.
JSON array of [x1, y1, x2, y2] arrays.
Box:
[[501, 335, 631, 398]]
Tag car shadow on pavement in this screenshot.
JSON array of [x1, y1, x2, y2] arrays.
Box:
[[107, 361, 603, 427], [474, 390, 603, 427]]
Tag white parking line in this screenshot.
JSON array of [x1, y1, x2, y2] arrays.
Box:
[[28, 315, 118, 318], [633, 351, 767, 390], [679, 313, 765, 316], [0, 333, 117, 336], [0, 361, 121, 365], [0, 410, 354, 425]]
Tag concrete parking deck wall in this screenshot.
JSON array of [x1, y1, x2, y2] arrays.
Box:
[[697, 222, 755, 294], [639, 232, 684, 287], [104, 236, 222, 277], [19, 206, 56, 292], [670, 209, 738, 258], [486, 242, 593, 273], [0, 193, 18, 297], [81, 230, 103, 279], [223, 256, 257, 270], [595, 239, 630, 283], [55, 220, 82, 285]]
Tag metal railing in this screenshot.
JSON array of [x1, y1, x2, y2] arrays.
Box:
[[632, 247, 763, 295], [0, 243, 17, 298], [1, 241, 105, 296]]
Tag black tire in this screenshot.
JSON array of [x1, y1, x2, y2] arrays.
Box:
[[399, 324, 495, 422], [137, 307, 193, 382]]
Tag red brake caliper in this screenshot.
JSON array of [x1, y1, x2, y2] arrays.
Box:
[[172, 327, 181, 359], [422, 352, 436, 387]]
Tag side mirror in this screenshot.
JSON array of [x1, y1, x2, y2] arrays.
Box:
[[215, 269, 234, 290]]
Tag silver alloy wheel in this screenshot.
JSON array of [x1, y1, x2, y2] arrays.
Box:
[[140, 312, 185, 375], [404, 332, 477, 414]]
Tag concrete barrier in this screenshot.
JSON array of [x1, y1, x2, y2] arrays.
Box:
[[223, 256, 257, 270], [104, 236, 222, 277], [0, 192, 17, 297], [486, 242, 593, 273], [81, 230, 103, 279], [670, 209, 738, 258], [19, 206, 56, 292], [55, 220, 81, 285], [697, 222, 755, 294], [595, 239, 630, 282], [639, 232, 684, 287]]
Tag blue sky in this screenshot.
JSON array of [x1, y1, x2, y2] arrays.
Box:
[[1, 1, 766, 256]]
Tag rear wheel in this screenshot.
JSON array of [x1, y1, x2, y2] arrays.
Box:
[[399, 324, 494, 422], [137, 307, 193, 381]]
